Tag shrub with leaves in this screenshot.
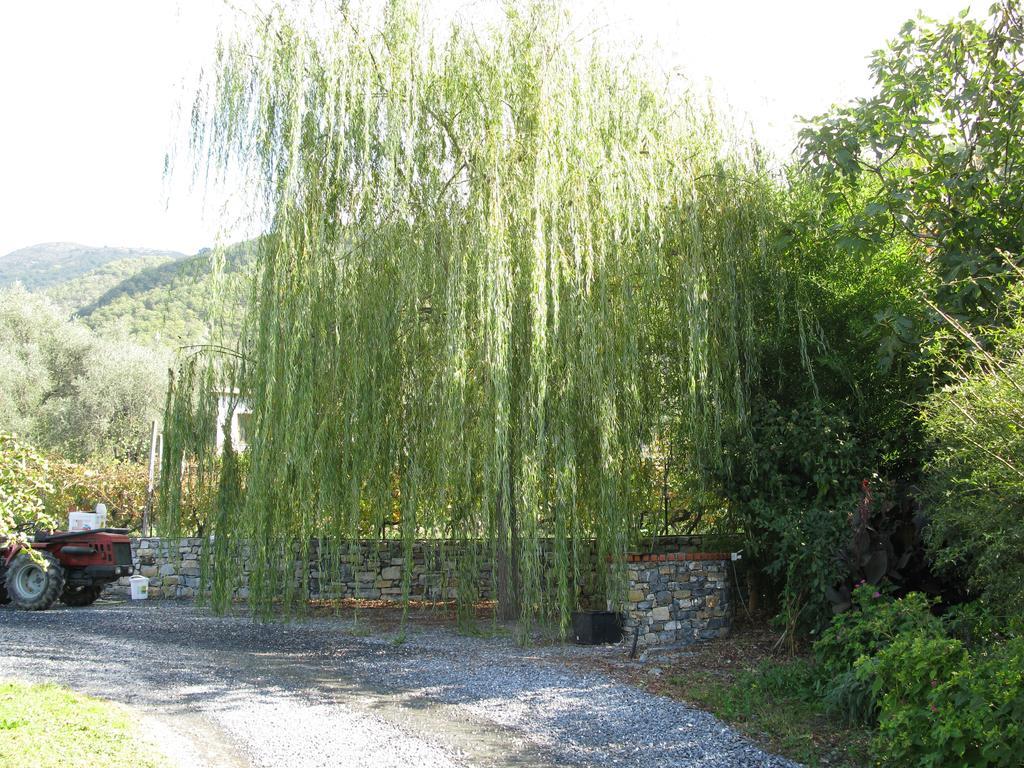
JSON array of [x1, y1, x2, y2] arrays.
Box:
[[942, 599, 1024, 648], [43, 458, 149, 533], [871, 634, 1024, 767], [813, 585, 943, 726], [813, 583, 1024, 765], [921, 283, 1024, 609], [815, 585, 943, 681], [720, 398, 865, 644], [0, 433, 57, 536]]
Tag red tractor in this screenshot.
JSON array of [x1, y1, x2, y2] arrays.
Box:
[[0, 529, 134, 610]]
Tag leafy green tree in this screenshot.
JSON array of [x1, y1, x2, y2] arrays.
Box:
[[162, 0, 788, 626], [36, 341, 168, 461], [0, 286, 168, 462], [800, 1, 1024, 325], [797, 0, 1024, 620], [720, 175, 934, 639]]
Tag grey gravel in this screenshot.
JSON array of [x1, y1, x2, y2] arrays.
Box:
[[0, 598, 800, 767]]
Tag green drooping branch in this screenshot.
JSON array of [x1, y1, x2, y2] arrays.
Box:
[[161, 0, 784, 630]]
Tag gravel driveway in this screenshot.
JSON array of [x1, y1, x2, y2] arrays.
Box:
[[0, 599, 799, 768]]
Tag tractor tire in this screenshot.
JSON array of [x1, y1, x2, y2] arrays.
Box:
[[5, 552, 64, 611], [0, 585, 9, 605], [60, 585, 103, 607]]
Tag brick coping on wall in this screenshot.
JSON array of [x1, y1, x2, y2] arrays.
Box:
[[622, 552, 731, 563]]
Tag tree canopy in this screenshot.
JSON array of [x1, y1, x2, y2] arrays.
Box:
[[162, 0, 791, 627]]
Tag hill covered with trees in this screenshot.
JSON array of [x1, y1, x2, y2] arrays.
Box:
[[0, 242, 187, 292], [3, 240, 254, 348], [75, 241, 254, 346], [43, 254, 179, 313]]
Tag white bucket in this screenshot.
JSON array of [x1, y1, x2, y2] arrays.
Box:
[[129, 575, 149, 600]]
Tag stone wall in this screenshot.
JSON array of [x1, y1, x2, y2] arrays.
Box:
[[107, 539, 734, 649], [107, 538, 204, 599], [106, 538, 596, 602], [622, 552, 732, 647]]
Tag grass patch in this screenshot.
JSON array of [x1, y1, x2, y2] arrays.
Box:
[[625, 621, 872, 767], [659, 657, 872, 767], [0, 681, 169, 768], [671, 660, 870, 766]]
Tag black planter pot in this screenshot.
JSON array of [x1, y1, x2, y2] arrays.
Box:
[[571, 610, 623, 645]]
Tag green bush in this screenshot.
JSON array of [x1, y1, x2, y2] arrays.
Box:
[[721, 398, 865, 644], [815, 585, 943, 680], [871, 635, 1024, 767], [921, 284, 1024, 610], [812, 585, 1024, 766], [814, 585, 943, 725], [44, 458, 150, 533], [942, 600, 1024, 648], [0, 433, 57, 536]]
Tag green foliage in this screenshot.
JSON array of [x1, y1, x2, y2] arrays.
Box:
[[0, 433, 56, 536], [162, 0, 791, 627], [779, 0, 1024, 643], [942, 599, 1024, 647], [810, 584, 1024, 766], [815, 585, 943, 681], [814, 586, 943, 727], [800, 1, 1024, 324], [720, 398, 864, 640], [921, 282, 1024, 607], [713, 169, 938, 643], [0, 285, 168, 462], [871, 634, 1024, 767], [43, 457, 150, 532], [77, 241, 253, 346], [1, 432, 151, 537]]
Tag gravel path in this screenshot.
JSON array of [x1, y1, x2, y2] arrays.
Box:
[[0, 599, 799, 768]]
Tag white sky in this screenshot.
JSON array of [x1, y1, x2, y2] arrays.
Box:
[[0, 0, 973, 257]]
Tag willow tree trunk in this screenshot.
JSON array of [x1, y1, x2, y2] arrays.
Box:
[[496, 494, 522, 621]]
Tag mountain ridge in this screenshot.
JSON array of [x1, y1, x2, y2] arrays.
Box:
[[3, 240, 254, 348], [0, 242, 190, 291]]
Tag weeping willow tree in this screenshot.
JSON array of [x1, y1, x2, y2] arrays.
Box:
[[160, 0, 783, 631]]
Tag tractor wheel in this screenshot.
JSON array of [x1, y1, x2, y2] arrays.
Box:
[[0, 585, 9, 605], [60, 585, 103, 607], [5, 552, 64, 611]]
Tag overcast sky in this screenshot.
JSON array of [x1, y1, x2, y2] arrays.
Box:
[[0, 0, 972, 257]]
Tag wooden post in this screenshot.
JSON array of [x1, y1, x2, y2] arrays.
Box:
[[143, 420, 159, 537]]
